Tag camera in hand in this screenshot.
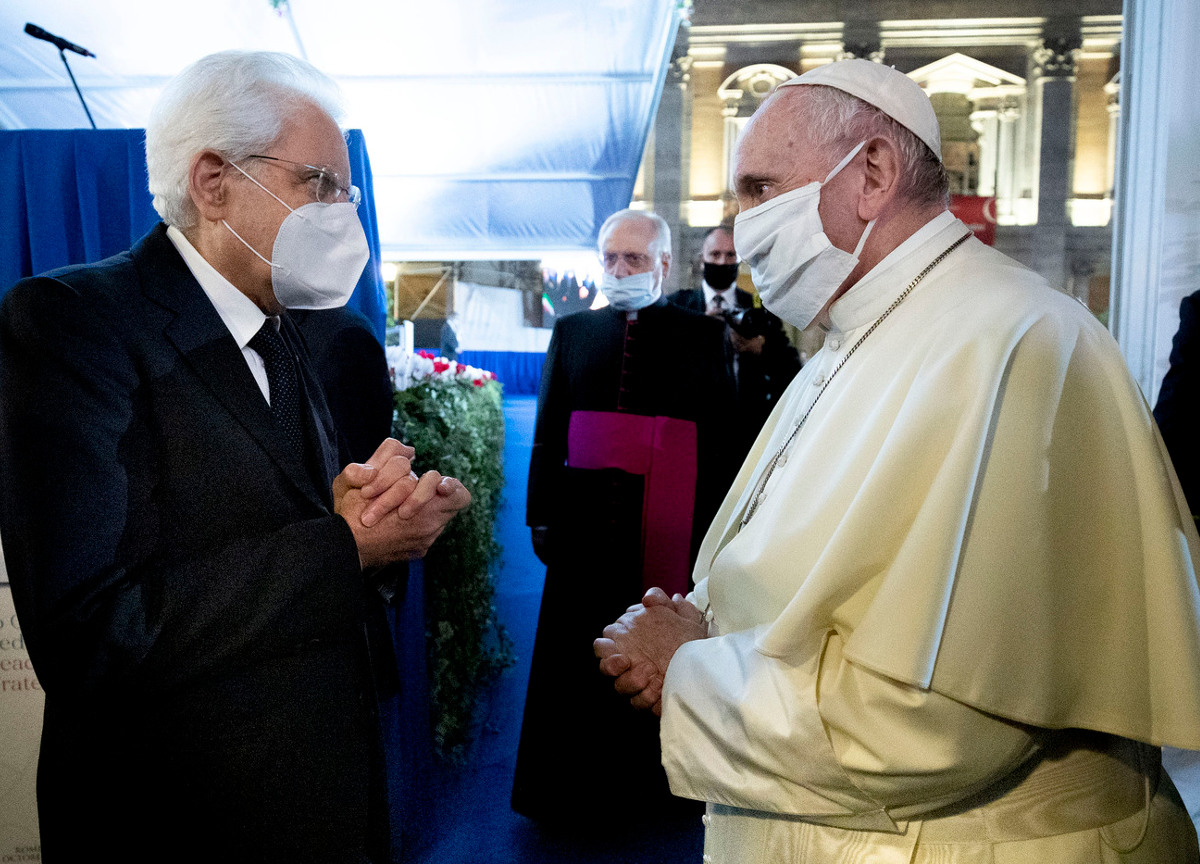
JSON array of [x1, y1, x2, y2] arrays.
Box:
[[724, 306, 782, 340]]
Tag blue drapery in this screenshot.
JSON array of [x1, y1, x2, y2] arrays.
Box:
[[0, 128, 387, 343], [459, 350, 545, 396]]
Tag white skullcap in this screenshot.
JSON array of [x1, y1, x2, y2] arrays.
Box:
[[777, 59, 942, 161]]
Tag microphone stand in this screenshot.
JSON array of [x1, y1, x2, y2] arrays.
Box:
[[58, 47, 96, 129]]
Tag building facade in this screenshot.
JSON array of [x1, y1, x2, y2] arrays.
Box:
[[637, 2, 1123, 320]]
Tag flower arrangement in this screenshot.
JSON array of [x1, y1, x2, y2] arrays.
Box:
[[391, 350, 513, 759], [406, 350, 497, 388]]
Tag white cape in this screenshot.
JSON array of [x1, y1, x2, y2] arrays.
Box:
[[691, 218, 1200, 749]]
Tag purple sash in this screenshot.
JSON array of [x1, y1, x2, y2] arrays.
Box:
[[567, 410, 697, 597]]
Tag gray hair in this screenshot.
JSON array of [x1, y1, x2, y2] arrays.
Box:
[[146, 50, 345, 229], [597, 209, 672, 260], [781, 84, 949, 209]]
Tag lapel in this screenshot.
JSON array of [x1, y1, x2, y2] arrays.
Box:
[[132, 225, 330, 512], [280, 314, 340, 508]]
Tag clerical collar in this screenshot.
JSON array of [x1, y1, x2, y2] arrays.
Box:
[[827, 210, 959, 333]]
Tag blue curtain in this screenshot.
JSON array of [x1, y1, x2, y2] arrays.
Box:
[[0, 128, 387, 343], [458, 350, 545, 396]]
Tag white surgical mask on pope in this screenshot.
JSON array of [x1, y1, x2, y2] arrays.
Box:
[[734, 141, 874, 330]]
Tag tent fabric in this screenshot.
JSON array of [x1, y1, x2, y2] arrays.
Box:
[[0, 0, 680, 258], [0, 128, 388, 342]]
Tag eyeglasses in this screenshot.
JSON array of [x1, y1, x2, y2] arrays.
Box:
[[600, 251, 653, 270], [244, 154, 362, 207]]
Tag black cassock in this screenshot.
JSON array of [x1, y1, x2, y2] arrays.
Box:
[[512, 299, 737, 823]]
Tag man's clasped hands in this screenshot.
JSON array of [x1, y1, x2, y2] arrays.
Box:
[[333, 438, 472, 568], [594, 587, 709, 716]]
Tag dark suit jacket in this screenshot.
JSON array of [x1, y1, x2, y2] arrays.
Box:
[[292, 306, 394, 465], [735, 334, 802, 452], [1155, 289, 1200, 516], [0, 224, 385, 863], [668, 285, 753, 315]]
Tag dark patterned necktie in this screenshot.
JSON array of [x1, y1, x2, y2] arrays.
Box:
[[249, 319, 305, 456]]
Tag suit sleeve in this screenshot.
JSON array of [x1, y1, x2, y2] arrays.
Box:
[[660, 628, 1040, 828], [1154, 292, 1200, 515], [309, 322, 394, 465], [526, 319, 568, 528], [0, 277, 363, 698]]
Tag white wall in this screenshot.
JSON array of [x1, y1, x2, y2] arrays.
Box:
[[1111, 0, 1200, 403]]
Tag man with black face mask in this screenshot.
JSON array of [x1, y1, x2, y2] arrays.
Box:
[[672, 226, 801, 451], [670, 226, 754, 317]]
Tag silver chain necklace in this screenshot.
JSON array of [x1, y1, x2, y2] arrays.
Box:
[[739, 232, 972, 529]]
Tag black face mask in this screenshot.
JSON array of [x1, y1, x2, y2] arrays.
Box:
[[703, 261, 739, 291]]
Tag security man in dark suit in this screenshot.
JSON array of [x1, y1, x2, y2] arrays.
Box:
[[671, 225, 801, 454], [669, 225, 753, 316], [1155, 288, 1200, 519], [0, 50, 469, 864]]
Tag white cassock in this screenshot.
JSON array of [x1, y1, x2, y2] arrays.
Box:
[[660, 211, 1200, 862]]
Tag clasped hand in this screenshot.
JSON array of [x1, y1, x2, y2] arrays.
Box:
[[333, 437, 472, 568], [594, 587, 707, 716]]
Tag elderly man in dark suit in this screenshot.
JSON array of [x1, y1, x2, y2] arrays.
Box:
[[0, 50, 469, 864]]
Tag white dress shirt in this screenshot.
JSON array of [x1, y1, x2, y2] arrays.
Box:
[[702, 282, 739, 314], [166, 225, 276, 403]]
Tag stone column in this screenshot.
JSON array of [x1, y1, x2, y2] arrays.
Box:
[[837, 19, 883, 64], [1029, 33, 1081, 290], [653, 43, 692, 295], [971, 109, 999, 197], [1104, 74, 1120, 203], [995, 100, 1021, 223]]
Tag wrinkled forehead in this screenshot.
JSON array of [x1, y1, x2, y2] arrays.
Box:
[[601, 218, 657, 254], [745, 88, 818, 148], [736, 88, 829, 173], [270, 99, 352, 177]]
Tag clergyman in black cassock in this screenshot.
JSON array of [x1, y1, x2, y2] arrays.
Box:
[[513, 296, 737, 824]]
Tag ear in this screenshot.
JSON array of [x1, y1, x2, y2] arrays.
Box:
[[188, 149, 232, 224], [858, 136, 902, 221], [659, 251, 672, 281]]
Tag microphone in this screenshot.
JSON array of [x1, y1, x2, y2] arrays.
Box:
[[24, 23, 96, 58]]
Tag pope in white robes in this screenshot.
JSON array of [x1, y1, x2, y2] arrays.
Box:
[[595, 59, 1200, 863]]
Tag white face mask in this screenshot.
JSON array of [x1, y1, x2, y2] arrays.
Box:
[[600, 269, 662, 311], [223, 162, 369, 310], [733, 141, 874, 330]]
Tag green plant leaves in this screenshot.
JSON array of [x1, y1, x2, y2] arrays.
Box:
[[393, 376, 513, 759]]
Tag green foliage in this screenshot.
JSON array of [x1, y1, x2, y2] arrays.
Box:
[[393, 374, 513, 759]]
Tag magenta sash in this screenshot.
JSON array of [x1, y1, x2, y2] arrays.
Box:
[[566, 410, 697, 596]]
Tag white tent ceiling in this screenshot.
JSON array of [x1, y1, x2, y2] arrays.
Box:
[[0, 0, 679, 258]]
